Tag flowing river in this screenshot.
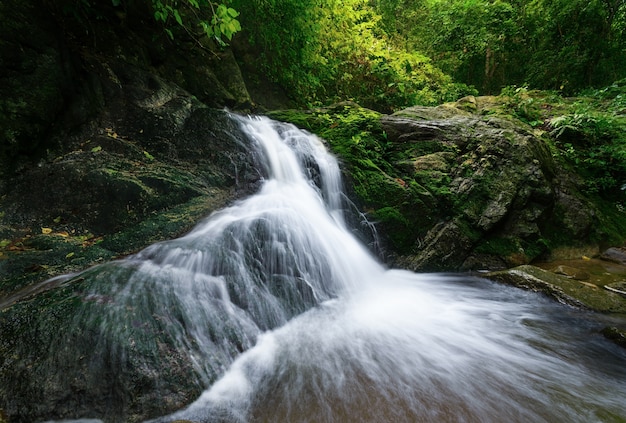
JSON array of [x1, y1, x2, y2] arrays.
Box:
[[46, 116, 626, 422]]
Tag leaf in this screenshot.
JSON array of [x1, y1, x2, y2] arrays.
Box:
[[217, 4, 228, 16], [41, 227, 53, 234], [165, 28, 174, 40], [227, 7, 239, 18], [0, 239, 10, 248], [57, 231, 70, 238], [65, 252, 75, 259], [53, 216, 62, 224], [91, 146, 102, 153], [143, 150, 155, 161], [173, 9, 183, 26]]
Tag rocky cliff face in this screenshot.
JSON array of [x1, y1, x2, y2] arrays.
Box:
[[0, 3, 272, 420], [0, 0, 268, 296], [270, 100, 626, 271]]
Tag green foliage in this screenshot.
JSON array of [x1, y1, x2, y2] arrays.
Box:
[[499, 86, 543, 126], [372, 0, 626, 95], [150, 0, 239, 43], [523, 0, 626, 92], [233, 0, 473, 110], [55, 0, 240, 45], [548, 97, 626, 198], [375, 0, 520, 93], [150, 0, 241, 44]]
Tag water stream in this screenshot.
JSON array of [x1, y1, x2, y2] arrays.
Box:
[[48, 116, 626, 422]]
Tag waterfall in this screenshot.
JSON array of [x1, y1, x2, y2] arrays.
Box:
[[40, 115, 626, 423], [85, 115, 385, 387]]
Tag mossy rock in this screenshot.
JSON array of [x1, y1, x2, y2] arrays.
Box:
[[486, 265, 626, 313], [272, 101, 626, 271]]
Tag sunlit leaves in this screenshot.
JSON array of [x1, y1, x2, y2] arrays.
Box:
[[149, 0, 241, 44], [232, 0, 469, 109]]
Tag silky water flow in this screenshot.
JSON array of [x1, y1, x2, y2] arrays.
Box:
[[54, 115, 626, 423]]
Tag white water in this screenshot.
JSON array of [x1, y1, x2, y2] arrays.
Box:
[[128, 115, 626, 423]]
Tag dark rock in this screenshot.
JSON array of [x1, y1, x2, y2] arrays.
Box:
[[601, 326, 626, 348], [600, 247, 626, 265], [385, 112, 560, 270], [0, 3, 267, 420]]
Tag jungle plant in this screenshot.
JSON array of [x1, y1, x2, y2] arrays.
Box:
[[149, 0, 241, 44]]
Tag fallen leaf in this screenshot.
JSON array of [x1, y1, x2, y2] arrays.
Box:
[[41, 227, 53, 234]]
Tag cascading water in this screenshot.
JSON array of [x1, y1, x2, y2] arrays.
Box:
[[42, 116, 626, 423], [77, 115, 384, 388]]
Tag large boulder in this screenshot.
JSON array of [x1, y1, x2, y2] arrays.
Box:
[[0, 39, 266, 420], [0, 0, 263, 296], [270, 101, 624, 271]]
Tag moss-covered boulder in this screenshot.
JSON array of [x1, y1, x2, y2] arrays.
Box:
[[0, 51, 269, 418], [270, 100, 626, 271]]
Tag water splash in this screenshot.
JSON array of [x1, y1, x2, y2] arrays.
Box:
[[87, 116, 383, 386], [155, 272, 626, 423]]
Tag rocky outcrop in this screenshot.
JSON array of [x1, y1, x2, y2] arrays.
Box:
[[271, 101, 621, 272], [0, 4, 269, 420], [383, 107, 559, 270], [484, 263, 626, 347], [0, 0, 268, 296], [387, 103, 621, 271]]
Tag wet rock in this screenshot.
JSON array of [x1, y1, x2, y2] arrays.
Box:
[[600, 247, 626, 265], [601, 326, 626, 348], [485, 265, 626, 313], [383, 112, 560, 270], [604, 282, 626, 297], [552, 265, 591, 281], [485, 265, 587, 307]]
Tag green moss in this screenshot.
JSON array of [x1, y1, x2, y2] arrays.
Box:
[[593, 198, 626, 247], [372, 207, 412, 249]]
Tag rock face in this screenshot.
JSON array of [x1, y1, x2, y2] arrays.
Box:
[[271, 103, 622, 272], [0, 0, 267, 294], [382, 107, 561, 270], [0, 2, 268, 421], [385, 105, 620, 271]]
